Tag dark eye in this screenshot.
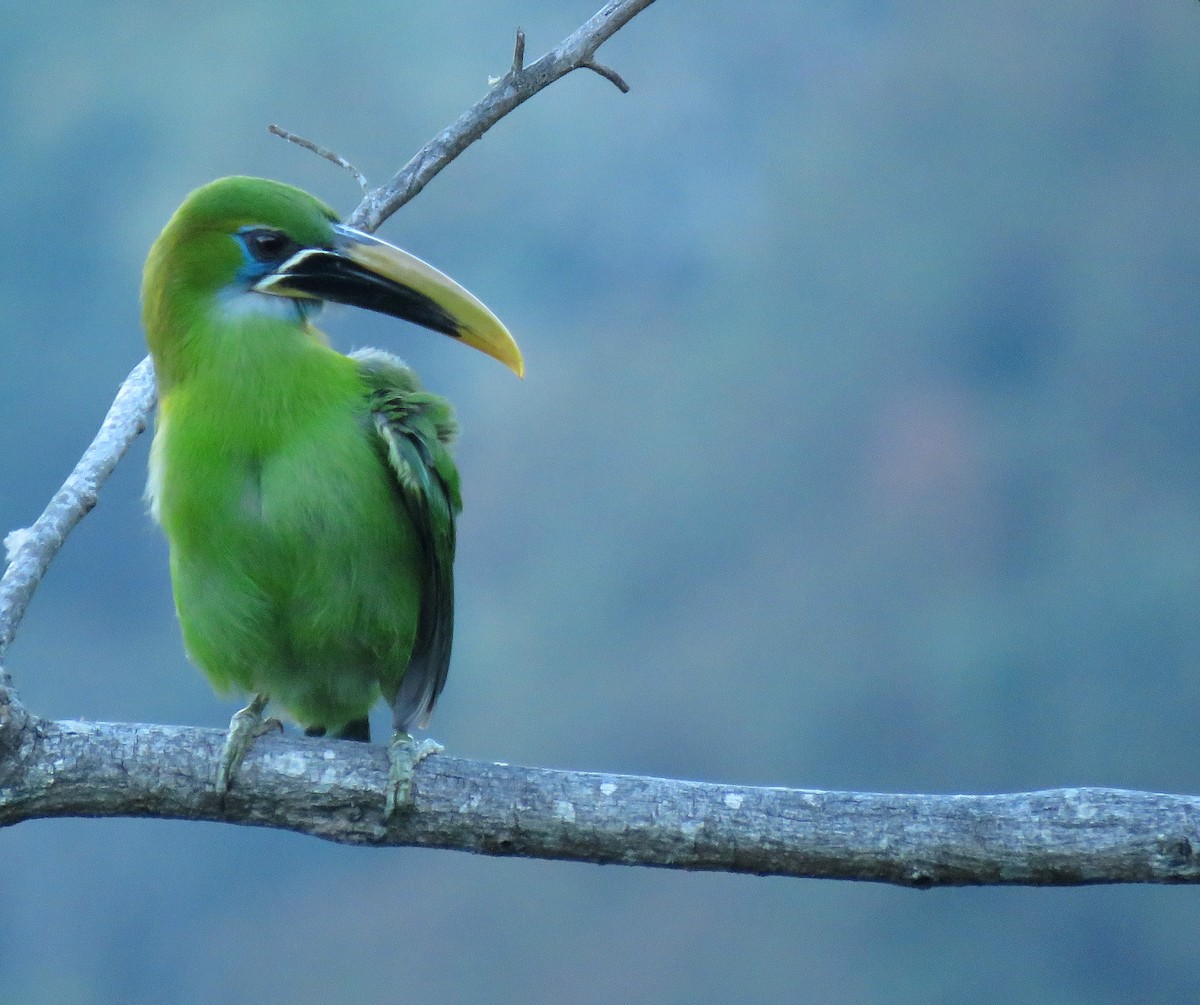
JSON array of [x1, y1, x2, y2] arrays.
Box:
[[242, 228, 297, 263]]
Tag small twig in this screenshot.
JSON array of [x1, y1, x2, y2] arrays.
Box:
[[583, 59, 630, 93], [268, 124, 370, 193], [513, 28, 526, 73]]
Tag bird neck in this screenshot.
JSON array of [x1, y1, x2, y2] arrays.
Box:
[[153, 304, 359, 451]]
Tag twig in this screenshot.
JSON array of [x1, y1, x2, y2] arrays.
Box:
[[268, 124, 370, 192], [583, 59, 630, 93], [2, 717, 1199, 887], [349, 0, 658, 232], [513, 28, 526, 73]]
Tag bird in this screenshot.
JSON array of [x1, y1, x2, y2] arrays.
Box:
[[141, 176, 522, 816]]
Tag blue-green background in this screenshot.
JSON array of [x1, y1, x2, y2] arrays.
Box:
[[4, 2, 1200, 1002]]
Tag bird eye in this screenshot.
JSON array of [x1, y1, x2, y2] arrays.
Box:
[[242, 228, 297, 264]]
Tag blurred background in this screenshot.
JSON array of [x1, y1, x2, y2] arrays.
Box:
[[4, 1, 1200, 1001]]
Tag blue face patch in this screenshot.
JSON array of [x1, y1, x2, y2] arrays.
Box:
[[233, 232, 275, 287], [233, 227, 304, 286], [228, 228, 319, 320]]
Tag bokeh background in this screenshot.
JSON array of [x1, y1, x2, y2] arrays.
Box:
[[4, 2, 1200, 1002]]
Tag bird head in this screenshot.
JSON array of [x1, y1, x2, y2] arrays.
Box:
[[143, 176, 523, 386]]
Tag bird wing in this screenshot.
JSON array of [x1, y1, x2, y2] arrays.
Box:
[[352, 348, 462, 732]]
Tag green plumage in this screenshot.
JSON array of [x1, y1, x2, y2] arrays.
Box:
[[142, 177, 497, 755]]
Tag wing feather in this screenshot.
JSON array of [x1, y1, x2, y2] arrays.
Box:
[[353, 349, 461, 732]]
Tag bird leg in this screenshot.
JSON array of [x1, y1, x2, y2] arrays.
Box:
[[215, 693, 281, 798], [385, 732, 443, 818]]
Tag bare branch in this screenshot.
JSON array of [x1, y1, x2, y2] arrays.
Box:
[[0, 357, 156, 666], [2, 716, 1199, 887], [348, 0, 659, 232], [268, 124, 370, 193]]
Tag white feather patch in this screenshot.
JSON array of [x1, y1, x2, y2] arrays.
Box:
[[217, 289, 305, 322]]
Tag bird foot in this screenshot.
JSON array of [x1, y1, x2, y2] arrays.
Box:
[[216, 694, 280, 799], [385, 733, 443, 818]]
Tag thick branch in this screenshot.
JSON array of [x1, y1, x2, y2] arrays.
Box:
[[1, 716, 1198, 887]]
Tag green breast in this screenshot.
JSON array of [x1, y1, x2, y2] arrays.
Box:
[[151, 343, 424, 731]]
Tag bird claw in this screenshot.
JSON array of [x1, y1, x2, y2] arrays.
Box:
[[385, 733, 443, 818], [215, 694, 278, 800]]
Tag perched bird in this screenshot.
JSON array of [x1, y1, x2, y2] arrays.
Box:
[[142, 176, 522, 814]]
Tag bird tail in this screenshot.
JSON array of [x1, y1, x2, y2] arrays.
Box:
[[391, 642, 447, 734]]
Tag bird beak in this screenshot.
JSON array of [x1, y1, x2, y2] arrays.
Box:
[[253, 224, 524, 377]]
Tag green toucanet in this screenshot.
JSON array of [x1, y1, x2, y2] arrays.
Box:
[[142, 176, 522, 814]]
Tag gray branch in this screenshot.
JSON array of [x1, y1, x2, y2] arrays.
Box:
[[0, 357, 157, 661], [1, 714, 1199, 887], [348, 0, 658, 231]]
